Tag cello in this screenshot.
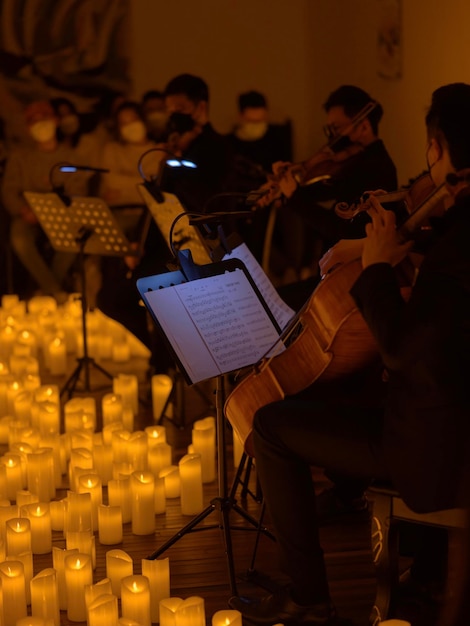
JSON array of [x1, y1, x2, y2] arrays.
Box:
[[225, 171, 470, 456]]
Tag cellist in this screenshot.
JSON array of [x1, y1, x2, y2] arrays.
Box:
[[229, 83, 470, 626]]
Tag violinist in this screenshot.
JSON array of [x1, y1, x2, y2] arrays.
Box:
[[229, 83, 470, 625], [271, 85, 397, 285]]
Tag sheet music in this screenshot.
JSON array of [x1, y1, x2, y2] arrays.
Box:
[[222, 242, 295, 330], [143, 267, 284, 383]]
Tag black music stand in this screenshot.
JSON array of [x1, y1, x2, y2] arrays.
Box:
[[137, 254, 280, 596], [24, 192, 138, 398]]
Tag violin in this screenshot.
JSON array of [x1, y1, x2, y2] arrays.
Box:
[[251, 101, 378, 208], [334, 170, 436, 220]]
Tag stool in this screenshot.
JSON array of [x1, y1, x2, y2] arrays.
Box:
[[367, 482, 467, 626]]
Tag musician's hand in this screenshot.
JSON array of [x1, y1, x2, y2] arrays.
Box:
[[272, 161, 297, 199], [362, 196, 413, 268], [319, 238, 365, 277]]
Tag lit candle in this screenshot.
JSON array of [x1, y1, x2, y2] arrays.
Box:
[[0, 504, 20, 540], [6, 379, 23, 415], [151, 374, 173, 420], [0, 415, 14, 444], [64, 553, 93, 622], [179, 454, 204, 515], [128, 430, 149, 471], [15, 617, 47, 626], [78, 473, 102, 530], [6, 550, 33, 605], [102, 421, 124, 446], [87, 594, 118, 626], [0, 560, 27, 625], [33, 384, 59, 405], [106, 549, 133, 598], [192, 416, 216, 483], [68, 447, 93, 491], [30, 568, 60, 626], [50, 499, 66, 532], [21, 503, 52, 554], [107, 476, 132, 523], [148, 441, 172, 478], [47, 337, 67, 376], [16, 328, 38, 357], [0, 325, 17, 361], [111, 428, 131, 463], [92, 442, 114, 486], [159, 465, 181, 498], [66, 490, 93, 533], [212, 609, 243, 626], [64, 396, 96, 432], [52, 546, 79, 610], [1, 453, 24, 500], [121, 575, 151, 626], [5, 517, 31, 556], [131, 471, 155, 535], [26, 449, 55, 502], [145, 424, 167, 447], [113, 373, 139, 415], [66, 530, 96, 569], [37, 401, 61, 435], [160, 596, 205, 626], [12, 390, 34, 422], [142, 557, 170, 624], [102, 393, 124, 426], [98, 504, 123, 545], [39, 432, 63, 489]]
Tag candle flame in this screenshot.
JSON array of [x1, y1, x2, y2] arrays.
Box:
[[132, 581, 139, 592], [36, 505, 42, 515]]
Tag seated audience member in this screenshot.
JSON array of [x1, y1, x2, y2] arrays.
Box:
[[226, 89, 292, 190], [163, 73, 233, 214], [228, 82, 470, 625], [1, 100, 90, 301], [141, 89, 168, 143]]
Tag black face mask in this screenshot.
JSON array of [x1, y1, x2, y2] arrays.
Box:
[[330, 134, 354, 153]]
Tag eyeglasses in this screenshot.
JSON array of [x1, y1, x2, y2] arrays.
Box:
[[323, 123, 350, 140]]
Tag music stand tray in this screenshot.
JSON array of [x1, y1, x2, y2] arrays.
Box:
[[24, 192, 138, 398]]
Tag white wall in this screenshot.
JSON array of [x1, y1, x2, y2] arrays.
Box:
[[130, 0, 470, 185]]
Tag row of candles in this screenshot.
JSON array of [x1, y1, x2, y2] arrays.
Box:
[[0, 294, 248, 625]]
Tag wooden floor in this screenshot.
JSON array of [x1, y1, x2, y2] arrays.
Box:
[[6, 343, 443, 626]]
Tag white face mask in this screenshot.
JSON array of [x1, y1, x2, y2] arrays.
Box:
[[235, 121, 268, 141], [29, 119, 57, 143], [60, 114, 80, 136], [120, 120, 147, 144]]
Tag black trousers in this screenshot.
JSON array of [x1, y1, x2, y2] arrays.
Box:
[[252, 379, 389, 605]]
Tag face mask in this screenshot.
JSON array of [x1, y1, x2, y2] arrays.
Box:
[[235, 121, 268, 141], [59, 114, 80, 136], [29, 120, 57, 143], [120, 120, 147, 144]]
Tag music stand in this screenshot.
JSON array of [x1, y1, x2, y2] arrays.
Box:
[[137, 254, 281, 595], [24, 191, 138, 398]]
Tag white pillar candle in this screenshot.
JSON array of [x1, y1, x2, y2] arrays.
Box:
[[113, 373, 139, 415], [160, 596, 205, 626], [0, 325, 17, 361], [1, 453, 24, 500], [102, 421, 124, 446], [33, 384, 59, 405], [145, 425, 167, 447], [0, 560, 27, 626], [50, 499, 66, 532], [142, 557, 170, 624], [0, 504, 20, 540], [21, 503, 52, 554], [111, 428, 131, 463], [9, 354, 31, 377], [148, 441, 172, 478], [131, 471, 155, 535], [106, 549, 133, 598], [0, 415, 14, 444], [107, 477, 132, 523], [84, 577, 113, 607], [1, 294, 20, 309], [64, 553, 93, 622], [26, 448, 55, 502], [102, 393, 124, 426], [22, 373, 41, 393], [16, 617, 47, 626], [121, 575, 151, 626], [6, 550, 33, 605], [78, 473, 102, 530], [92, 442, 114, 486], [66, 490, 93, 533], [179, 454, 204, 515], [98, 504, 123, 545], [39, 433, 62, 488], [128, 431, 149, 471], [64, 396, 96, 432], [37, 401, 61, 436], [47, 337, 67, 376], [16, 490, 39, 507], [5, 517, 31, 556], [6, 379, 23, 415], [16, 328, 38, 356], [192, 416, 216, 483], [30, 568, 60, 626], [12, 390, 34, 421], [159, 465, 181, 498], [52, 546, 79, 610], [70, 429, 94, 451], [154, 475, 166, 515], [66, 530, 96, 569], [212, 609, 243, 626], [68, 447, 93, 491], [87, 594, 119, 626], [151, 374, 173, 420]]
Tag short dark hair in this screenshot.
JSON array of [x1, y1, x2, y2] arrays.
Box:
[[142, 90, 164, 104], [164, 74, 209, 104], [324, 85, 383, 134], [425, 83, 470, 171], [238, 90, 267, 112]]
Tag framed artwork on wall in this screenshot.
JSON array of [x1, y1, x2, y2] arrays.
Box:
[[377, 0, 402, 79]]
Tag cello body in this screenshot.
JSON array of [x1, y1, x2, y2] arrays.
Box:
[[224, 259, 379, 456]]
